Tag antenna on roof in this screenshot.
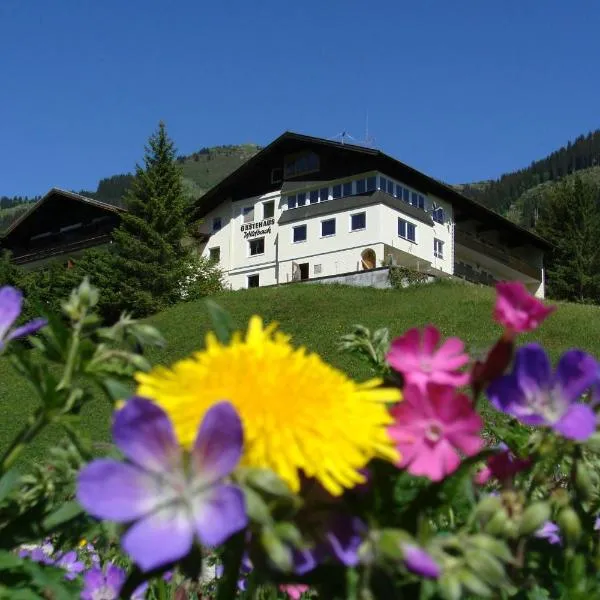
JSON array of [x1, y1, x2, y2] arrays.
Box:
[[328, 119, 375, 148]]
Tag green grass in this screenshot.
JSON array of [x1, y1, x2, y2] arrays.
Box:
[[3, 280, 600, 464]]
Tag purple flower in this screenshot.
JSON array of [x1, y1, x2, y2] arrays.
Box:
[[56, 550, 85, 580], [487, 344, 598, 441], [77, 398, 247, 572], [19, 542, 54, 565], [292, 514, 366, 575], [0, 286, 46, 350], [82, 564, 147, 600], [535, 521, 561, 545], [401, 544, 441, 579]]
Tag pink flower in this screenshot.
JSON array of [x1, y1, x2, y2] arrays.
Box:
[[388, 384, 484, 482], [280, 584, 310, 599], [386, 325, 470, 391], [474, 444, 532, 485], [494, 281, 555, 334]]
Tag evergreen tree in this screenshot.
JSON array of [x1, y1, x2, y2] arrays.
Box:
[[536, 176, 600, 303], [112, 122, 189, 316]]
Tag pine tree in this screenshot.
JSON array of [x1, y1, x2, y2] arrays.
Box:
[[536, 176, 600, 303], [112, 122, 189, 316]]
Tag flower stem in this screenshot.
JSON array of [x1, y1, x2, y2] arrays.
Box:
[[0, 409, 48, 473], [57, 314, 85, 391], [216, 531, 245, 600]]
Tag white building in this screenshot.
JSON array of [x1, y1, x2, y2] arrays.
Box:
[[192, 132, 548, 297]]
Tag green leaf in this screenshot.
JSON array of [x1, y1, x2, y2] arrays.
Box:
[[42, 500, 83, 531], [243, 486, 273, 526], [0, 550, 23, 570], [205, 300, 236, 343], [101, 378, 134, 404], [0, 468, 20, 503]]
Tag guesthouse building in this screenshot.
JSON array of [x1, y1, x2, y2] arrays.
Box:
[[192, 132, 549, 297]]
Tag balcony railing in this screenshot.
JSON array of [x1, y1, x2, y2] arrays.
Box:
[[11, 234, 112, 265], [454, 229, 540, 280]]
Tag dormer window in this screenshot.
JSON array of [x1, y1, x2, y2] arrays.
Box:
[[283, 152, 320, 179]]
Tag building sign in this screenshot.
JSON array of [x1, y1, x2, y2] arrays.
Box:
[[241, 218, 275, 239]]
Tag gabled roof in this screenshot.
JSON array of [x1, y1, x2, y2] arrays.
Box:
[[1, 187, 125, 238], [192, 131, 551, 250]]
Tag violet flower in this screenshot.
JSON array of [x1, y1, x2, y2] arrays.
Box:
[[56, 550, 86, 580], [82, 563, 147, 600], [77, 398, 247, 572], [487, 344, 598, 441], [401, 544, 441, 579], [534, 521, 561, 545], [0, 286, 46, 350]]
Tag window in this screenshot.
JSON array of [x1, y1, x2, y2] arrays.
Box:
[[297, 192, 307, 207], [350, 212, 366, 231], [314, 264, 322, 275], [309, 190, 319, 204], [284, 152, 320, 178], [287, 195, 297, 209], [398, 218, 416, 242], [402, 188, 410, 203], [209, 247, 220, 263], [366, 176, 377, 192], [434, 238, 444, 259], [212, 217, 222, 232], [379, 176, 387, 191], [319, 187, 329, 202], [271, 168, 283, 184], [395, 184, 403, 198], [249, 238, 265, 256], [332, 184, 342, 199], [343, 182, 353, 197], [356, 179, 366, 194], [432, 207, 445, 224], [293, 224, 307, 243], [263, 201, 275, 219], [410, 192, 418, 207], [321, 218, 336, 237], [418, 195, 425, 210], [387, 179, 394, 195], [248, 274, 260, 288], [243, 206, 254, 223]]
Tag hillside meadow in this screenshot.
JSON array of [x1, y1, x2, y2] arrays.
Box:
[[2, 279, 600, 464]]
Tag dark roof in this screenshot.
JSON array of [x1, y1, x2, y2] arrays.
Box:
[[278, 190, 434, 226], [1, 188, 125, 238], [193, 131, 551, 250]]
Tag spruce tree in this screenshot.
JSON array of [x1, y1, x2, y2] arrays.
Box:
[[112, 122, 189, 316], [536, 176, 600, 303]]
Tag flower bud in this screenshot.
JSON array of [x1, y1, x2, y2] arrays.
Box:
[[474, 494, 503, 520], [557, 508, 582, 546], [519, 502, 551, 536], [484, 509, 510, 536], [575, 461, 596, 501]]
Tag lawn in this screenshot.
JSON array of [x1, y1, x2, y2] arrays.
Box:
[[2, 280, 600, 464]]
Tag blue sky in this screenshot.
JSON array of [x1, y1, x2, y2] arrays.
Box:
[[1, 1, 598, 197]]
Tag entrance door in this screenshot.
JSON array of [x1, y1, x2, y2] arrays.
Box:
[[299, 263, 309, 280]]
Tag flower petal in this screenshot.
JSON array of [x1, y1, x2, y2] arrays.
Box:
[[421, 325, 440, 355], [554, 350, 599, 404], [402, 544, 441, 578], [77, 459, 172, 522], [122, 502, 194, 572], [487, 374, 526, 415], [6, 318, 47, 342], [191, 401, 244, 485], [0, 286, 22, 341], [514, 344, 552, 395], [193, 484, 247, 547], [112, 397, 182, 475], [325, 515, 365, 566], [553, 403, 597, 441]]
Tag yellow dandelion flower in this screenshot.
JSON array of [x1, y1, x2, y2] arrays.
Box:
[[135, 316, 401, 496]]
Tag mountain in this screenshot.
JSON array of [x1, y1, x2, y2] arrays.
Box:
[[458, 129, 600, 226], [80, 143, 261, 207]]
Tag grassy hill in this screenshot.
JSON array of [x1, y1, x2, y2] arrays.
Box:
[[2, 280, 600, 464]]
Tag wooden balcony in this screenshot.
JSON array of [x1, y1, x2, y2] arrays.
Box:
[[454, 229, 540, 280], [11, 234, 113, 265]]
